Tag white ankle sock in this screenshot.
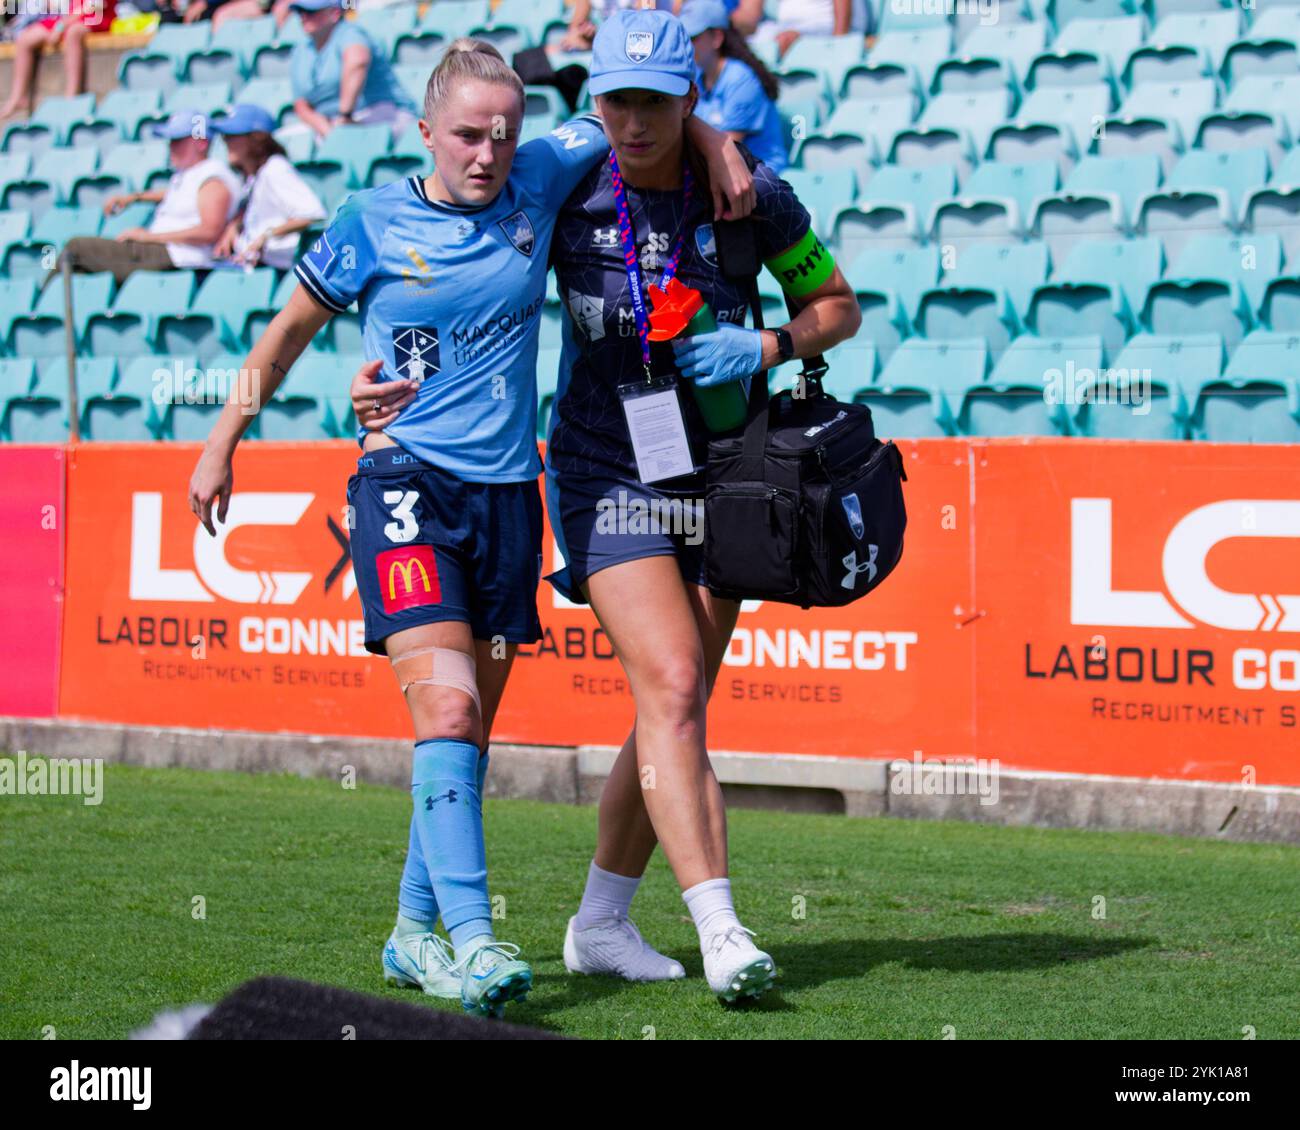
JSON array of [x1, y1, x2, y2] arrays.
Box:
[[683, 877, 741, 943], [574, 860, 641, 929]]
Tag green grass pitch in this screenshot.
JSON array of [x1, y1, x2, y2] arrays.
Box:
[[2, 760, 1297, 1040]]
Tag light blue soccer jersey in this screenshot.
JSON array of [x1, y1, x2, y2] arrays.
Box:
[[295, 116, 608, 483], [289, 23, 417, 118], [695, 58, 787, 174]]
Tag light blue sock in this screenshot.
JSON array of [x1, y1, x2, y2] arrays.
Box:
[[411, 738, 494, 953], [397, 749, 490, 924]]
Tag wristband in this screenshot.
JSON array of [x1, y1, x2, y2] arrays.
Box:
[[764, 228, 836, 298]]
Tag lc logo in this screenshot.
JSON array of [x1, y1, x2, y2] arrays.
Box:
[[1071, 498, 1300, 632], [129, 492, 357, 604]]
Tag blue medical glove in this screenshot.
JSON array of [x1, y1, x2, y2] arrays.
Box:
[[671, 322, 764, 388]]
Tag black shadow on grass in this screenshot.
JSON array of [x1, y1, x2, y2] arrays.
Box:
[[772, 931, 1157, 989]]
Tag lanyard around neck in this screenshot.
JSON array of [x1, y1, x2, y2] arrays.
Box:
[[607, 150, 694, 377]]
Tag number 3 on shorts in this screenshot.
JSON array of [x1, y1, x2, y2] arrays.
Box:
[[383, 489, 419, 543]]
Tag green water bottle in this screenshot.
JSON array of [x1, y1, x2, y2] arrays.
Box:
[[682, 301, 749, 433]]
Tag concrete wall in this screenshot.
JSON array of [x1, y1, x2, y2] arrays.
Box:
[[5, 716, 1298, 845]]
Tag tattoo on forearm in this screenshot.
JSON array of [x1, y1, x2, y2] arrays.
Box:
[[271, 360, 288, 381]]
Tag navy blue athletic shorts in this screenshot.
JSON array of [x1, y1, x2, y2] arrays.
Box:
[[545, 463, 708, 605], [348, 445, 544, 654]]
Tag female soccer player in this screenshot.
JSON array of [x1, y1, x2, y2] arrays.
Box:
[[544, 9, 860, 1002], [188, 40, 752, 1018]]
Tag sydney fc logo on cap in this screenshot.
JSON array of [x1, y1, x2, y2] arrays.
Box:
[[626, 31, 654, 63], [498, 209, 535, 257]]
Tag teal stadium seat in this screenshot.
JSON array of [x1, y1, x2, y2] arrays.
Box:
[[186, 16, 278, 85], [4, 204, 103, 282], [152, 354, 231, 440], [3, 354, 68, 441], [962, 333, 1097, 436], [868, 26, 954, 92], [74, 357, 158, 440], [0, 277, 36, 344], [156, 268, 278, 362], [1053, 14, 1145, 77], [8, 272, 114, 366], [845, 245, 942, 325], [1258, 275, 1300, 330], [69, 89, 164, 151], [86, 270, 197, 357], [943, 241, 1050, 323], [0, 210, 33, 277], [119, 25, 212, 93], [960, 20, 1050, 83], [833, 164, 957, 261], [1072, 331, 1218, 439], [1030, 153, 1160, 265], [1192, 330, 1300, 442], [865, 337, 990, 437], [1055, 236, 1164, 315]]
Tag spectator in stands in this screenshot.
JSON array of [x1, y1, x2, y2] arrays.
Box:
[[682, 0, 787, 173], [560, 0, 678, 53], [175, 0, 295, 32], [0, 0, 118, 121], [750, 0, 869, 59], [209, 103, 327, 270], [287, 0, 418, 140], [58, 111, 241, 284]]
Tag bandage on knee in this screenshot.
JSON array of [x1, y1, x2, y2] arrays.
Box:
[[389, 647, 481, 715]]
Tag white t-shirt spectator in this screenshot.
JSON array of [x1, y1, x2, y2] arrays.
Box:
[[235, 154, 327, 270], [149, 158, 242, 270], [769, 0, 868, 35]]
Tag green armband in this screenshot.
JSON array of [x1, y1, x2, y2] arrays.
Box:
[[764, 228, 836, 298]]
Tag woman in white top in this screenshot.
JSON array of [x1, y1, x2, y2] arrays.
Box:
[[62, 110, 242, 285], [210, 104, 328, 270]]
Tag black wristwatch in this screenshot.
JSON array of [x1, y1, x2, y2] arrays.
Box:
[[771, 326, 795, 364]]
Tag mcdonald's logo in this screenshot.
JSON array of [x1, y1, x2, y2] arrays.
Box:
[[375, 545, 441, 614]]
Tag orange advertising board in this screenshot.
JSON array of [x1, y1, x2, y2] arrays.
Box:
[[52, 439, 1300, 785]]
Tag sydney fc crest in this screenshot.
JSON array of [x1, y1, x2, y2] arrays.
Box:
[[695, 223, 718, 266], [626, 31, 653, 63], [498, 210, 535, 257], [393, 327, 440, 384], [841, 492, 866, 540]]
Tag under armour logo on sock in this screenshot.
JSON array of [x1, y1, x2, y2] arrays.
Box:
[[425, 789, 458, 810], [841, 545, 879, 589]]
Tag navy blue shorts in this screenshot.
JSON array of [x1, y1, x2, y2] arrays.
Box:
[[545, 462, 708, 605], [348, 446, 544, 654]]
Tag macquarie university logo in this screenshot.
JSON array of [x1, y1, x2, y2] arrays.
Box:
[[1071, 498, 1300, 631], [393, 327, 439, 384], [625, 31, 654, 63], [376, 546, 440, 615], [498, 210, 535, 257]]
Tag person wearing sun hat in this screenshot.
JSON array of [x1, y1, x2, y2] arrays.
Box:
[[287, 0, 418, 140], [542, 6, 861, 1005], [56, 110, 242, 284], [681, 0, 788, 173], [210, 104, 327, 270]]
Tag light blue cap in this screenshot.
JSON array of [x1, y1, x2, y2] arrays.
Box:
[[680, 0, 731, 38], [211, 104, 277, 136], [151, 110, 211, 140], [589, 9, 695, 98], [290, 0, 342, 11]]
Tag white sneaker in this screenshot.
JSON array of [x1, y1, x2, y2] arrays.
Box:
[[701, 924, 777, 1003], [563, 914, 687, 982], [381, 928, 460, 998]]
